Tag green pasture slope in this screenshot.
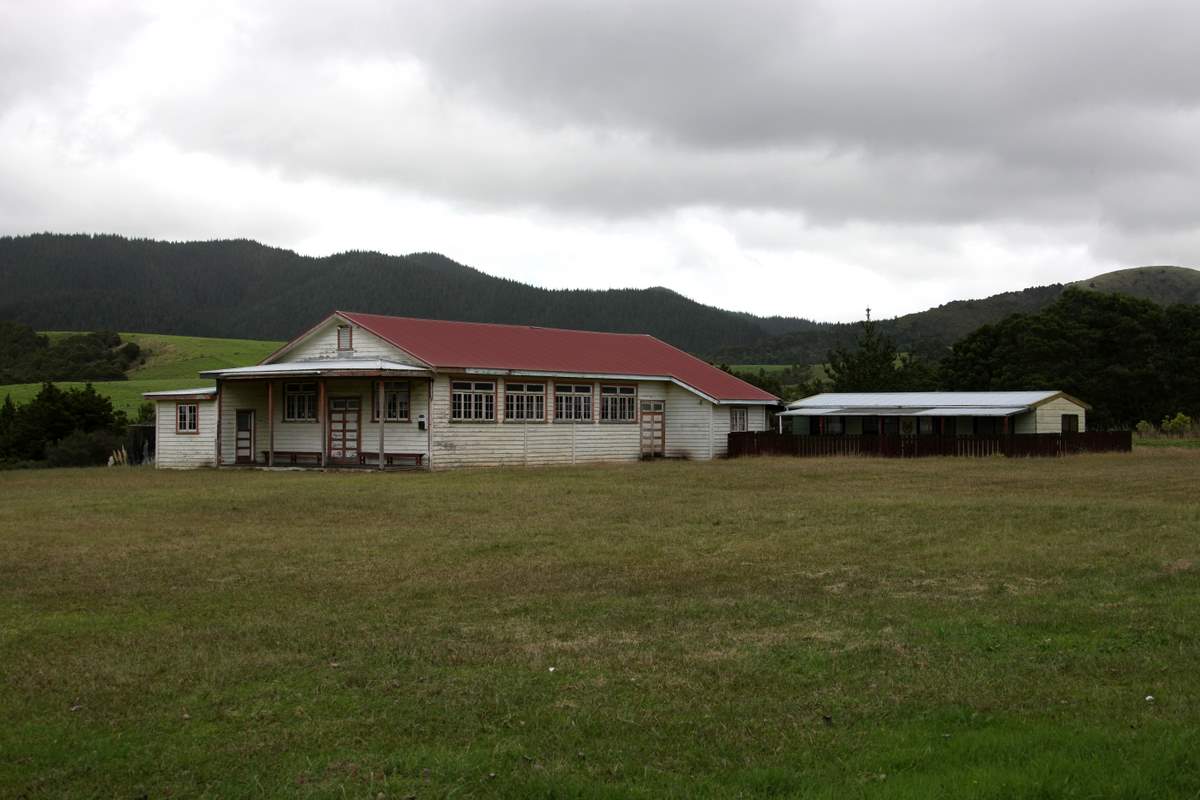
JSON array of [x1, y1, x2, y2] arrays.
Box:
[[733, 363, 831, 380], [1, 452, 1198, 798], [0, 332, 281, 416]]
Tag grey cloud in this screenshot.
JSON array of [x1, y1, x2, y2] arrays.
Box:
[[3, 0, 1200, 286], [110, 2, 1199, 231], [0, 1, 149, 106]]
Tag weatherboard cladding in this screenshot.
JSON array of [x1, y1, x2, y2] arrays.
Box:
[[335, 311, 777, 403]]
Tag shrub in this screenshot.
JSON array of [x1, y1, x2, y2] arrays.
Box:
[[1161, 412, 1194, 436], [45, 429, 123, 468], [1135, 420, 1155, 436]]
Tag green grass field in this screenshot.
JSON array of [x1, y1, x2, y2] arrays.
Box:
[[1135, 436, 1200, 449], [0, 333, 281, 416], [2, 452, 1197, 798], [733, 363, 831, 388], [732, 364, 796, 374]]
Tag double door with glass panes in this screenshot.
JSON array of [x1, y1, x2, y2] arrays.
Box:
[[328, 397, 361, 464], [640, 400, 664, 458]]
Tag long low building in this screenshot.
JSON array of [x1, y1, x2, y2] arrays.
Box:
[[145, 311, 777, 470], [778, 391, 1089, 436]]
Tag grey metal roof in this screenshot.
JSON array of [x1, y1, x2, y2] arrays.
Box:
[[912, 406, 1028, 417], [199, 359, 431, 379], [142, 386, 218, 399], [778, 405, 1027, 418], [787, 391, 1062, 409]]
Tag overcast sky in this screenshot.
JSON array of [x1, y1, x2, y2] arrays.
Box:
[[2, 1, 1199, 321]]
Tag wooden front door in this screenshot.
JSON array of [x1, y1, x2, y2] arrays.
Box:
[[235, 409, 255, 464], [328, 397, 361, 464], [640, 400, 664, 458]]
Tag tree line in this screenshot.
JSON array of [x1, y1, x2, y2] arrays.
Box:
[[0, 321, 141, 384], [0, 384, 134, 467], [731, 288, 1200, 429]]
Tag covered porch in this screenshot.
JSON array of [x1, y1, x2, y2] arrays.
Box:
[[202, 360, 435, 469]]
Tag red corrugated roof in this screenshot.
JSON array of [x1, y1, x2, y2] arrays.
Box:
[[337, 311, 777, 402]]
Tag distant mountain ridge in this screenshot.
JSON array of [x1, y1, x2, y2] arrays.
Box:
[[1070, 266, 1200, 306], [0, 234, 800, 356], [715, 266, 1200, 364], [0, 234, 1196, 361]]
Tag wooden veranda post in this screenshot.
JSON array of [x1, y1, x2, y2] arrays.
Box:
[[267, 381, 274, 467], [426, 377, 433, 471], [215, 379, 222, 467], [377, 379, 385, 471], [319, 379, 327, 467]]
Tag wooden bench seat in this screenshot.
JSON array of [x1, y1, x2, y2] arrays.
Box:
[[358, 452, 425, 468], [262, 450, 323, 466]]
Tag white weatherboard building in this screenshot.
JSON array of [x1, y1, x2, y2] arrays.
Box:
[[778, 391, 1089, 436], [145, 311, 778, 470]]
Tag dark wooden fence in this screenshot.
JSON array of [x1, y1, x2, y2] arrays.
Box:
[[727, 431, 1132, 459]]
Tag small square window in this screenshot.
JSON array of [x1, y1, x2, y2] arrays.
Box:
[[284, 382, 317, 421], [504, 381, 546, 421], [554, 383, 593, 421], [176, 402, 198, 434], [452, 380, 495, 421], [373, 381, 411, 421]]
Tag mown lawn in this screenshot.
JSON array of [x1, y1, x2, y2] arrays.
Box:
[[1, 452, 1197, 798]]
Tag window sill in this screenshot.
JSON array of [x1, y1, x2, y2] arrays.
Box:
[[599, 420, 637, 425], [552, 419, 596, 424], [502, 419, 548, 424], [371, 419, 412, 424], [282, 419, 319, 424], [449, 419, 497, 424]]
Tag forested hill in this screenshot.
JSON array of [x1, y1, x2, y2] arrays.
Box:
[[2, 234, 1197, 360], [714, 284, 1068, 364], [716, 266, 1200, 364], [1070, 266, 1200, 306], [0, 234, 816, 356]]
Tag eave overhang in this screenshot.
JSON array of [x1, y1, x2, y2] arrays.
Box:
[[200, 359, 434, 380]]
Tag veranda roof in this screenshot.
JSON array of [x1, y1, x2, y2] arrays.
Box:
[[142, 386, 218, 399], [199, 359, 432, 379]]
